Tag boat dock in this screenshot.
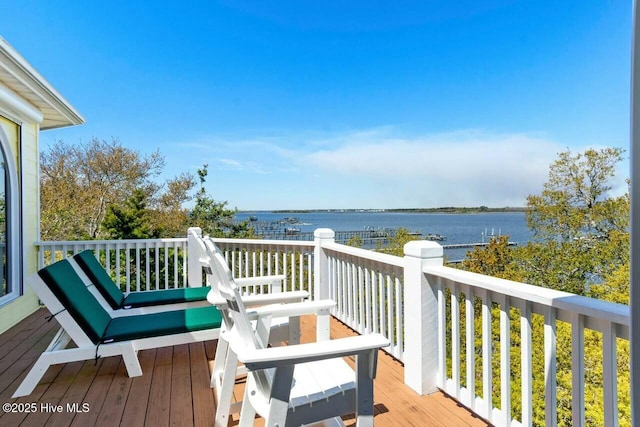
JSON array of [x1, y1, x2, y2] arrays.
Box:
[[245, 218, 515, 248], [442, 241, 517, 249], [246, 218, 438, 245], [254, 228, 428, 245]]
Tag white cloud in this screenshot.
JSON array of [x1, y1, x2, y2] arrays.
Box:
[[298, 129, 563, 207], [171, 128, 617, 208]]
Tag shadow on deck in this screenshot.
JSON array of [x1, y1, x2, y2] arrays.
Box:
[[0, 308, 491, 426]]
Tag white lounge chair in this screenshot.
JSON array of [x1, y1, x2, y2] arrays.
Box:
[[13, 259, 223, 398], [206, 241, 390, 427]]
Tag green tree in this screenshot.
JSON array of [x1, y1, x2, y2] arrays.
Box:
[[523, 147, 628, 294], [41, 141, 256, 241], [459, 147, 630, 426], [40, 138, 165, 239], [526, 147, 627, 242], [148, 172, 197, 237], [188, 164, 253, 238], [462, 235, 524, 281], [346, 235, 363, 248], [103, 188, 155, 239], [375, 228, 419, 256]]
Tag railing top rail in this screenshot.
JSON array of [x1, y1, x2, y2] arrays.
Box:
[[321, 241, 405, 268], [211, 237, 315, 249], [36, 238, 188, 247], [424, 264, 630, 326]]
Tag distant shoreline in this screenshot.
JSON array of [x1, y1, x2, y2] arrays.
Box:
[[239, 207, 528, 214]]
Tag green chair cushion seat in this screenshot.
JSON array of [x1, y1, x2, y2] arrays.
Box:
[[103, 305, 223, 342], [122, 286, 212, 308]]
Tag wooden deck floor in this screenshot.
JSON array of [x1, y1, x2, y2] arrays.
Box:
[[0, 308, 491, 427]]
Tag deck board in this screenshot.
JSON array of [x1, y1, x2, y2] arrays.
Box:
[[119, 349, 156, 427], [0, 308, 492, 426]]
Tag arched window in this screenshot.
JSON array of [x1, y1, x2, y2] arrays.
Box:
[[0, 126, 19, 305]]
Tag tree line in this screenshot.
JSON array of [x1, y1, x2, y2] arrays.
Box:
[[40, 138, 253, 241]]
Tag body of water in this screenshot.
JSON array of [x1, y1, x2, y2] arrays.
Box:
[[236, 211, 532, 261]]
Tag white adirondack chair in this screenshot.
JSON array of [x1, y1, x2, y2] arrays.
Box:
[[206, 242, 390, 427], [190, 231, 328, 426]]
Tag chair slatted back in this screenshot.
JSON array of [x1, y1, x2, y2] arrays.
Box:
[[205, 241, 274, 394]]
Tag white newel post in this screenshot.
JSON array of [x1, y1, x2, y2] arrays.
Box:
[[187, 227, 203, 287], [314, 228, 335, 341], [403, 240, 443, 395]]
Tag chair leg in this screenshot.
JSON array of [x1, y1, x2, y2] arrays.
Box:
[[265, 365, 294, 427], [12, 354, 53, 398], [211, 333, 229, 388], [120, 344, 142, 377], [12, 327, 72, 398], [214, 349, 239, 427], [354, 351, 377, 427], [317, 313, 331, 341], [238, 385, 257, 427], [288, 315, 301, 344]]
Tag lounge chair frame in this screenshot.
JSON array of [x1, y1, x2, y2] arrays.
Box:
[[13, 267, 219, 398]]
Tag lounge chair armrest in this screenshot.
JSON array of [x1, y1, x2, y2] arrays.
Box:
[[238, 334, 390, 371], [246, 299, 335, 320], [207, 290, 309, 308]]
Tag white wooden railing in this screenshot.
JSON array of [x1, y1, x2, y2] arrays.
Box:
[[211, 237, 315, 295], [422, 263, 630, 427], [37, 238, 189, 293], [314, 230, 406, 360], [36, 228, 631, 426]]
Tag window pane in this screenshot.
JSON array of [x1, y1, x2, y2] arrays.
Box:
[[0, 158, 6, 297]]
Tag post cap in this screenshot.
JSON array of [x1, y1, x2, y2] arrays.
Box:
[[404, 240, 443, 258], [314, 228, 335, 239]]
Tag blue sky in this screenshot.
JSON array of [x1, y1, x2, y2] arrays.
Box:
[[1, 1, 632, 210]]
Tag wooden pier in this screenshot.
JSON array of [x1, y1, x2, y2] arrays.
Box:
[[254, 228, 411, 245], [246, 219, 515, 249], [442, 241, 517, 249]]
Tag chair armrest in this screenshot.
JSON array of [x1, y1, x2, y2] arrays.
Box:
[[235, 275, 286, 288], [238, 334, 390, 371], [207, 290, 309, 308], [242, 290, 308, 307], [246, 300, 335, 319]]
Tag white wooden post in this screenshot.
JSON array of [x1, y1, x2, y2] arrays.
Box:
[[187, 227, 203, 287], [403, 240, 443, 395], [314, 228, 335, 341]]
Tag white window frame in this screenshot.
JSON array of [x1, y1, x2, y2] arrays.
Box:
[[0, 125, 21, 306]]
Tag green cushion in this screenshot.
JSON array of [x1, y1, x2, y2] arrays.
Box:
[[38, 260, 112, 343], [123, 286, 212, 308], [38, 259, 222, 345], [73, 250, 125, 310], [103, 306, 222, 342], [74, 250, 212, 309]]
